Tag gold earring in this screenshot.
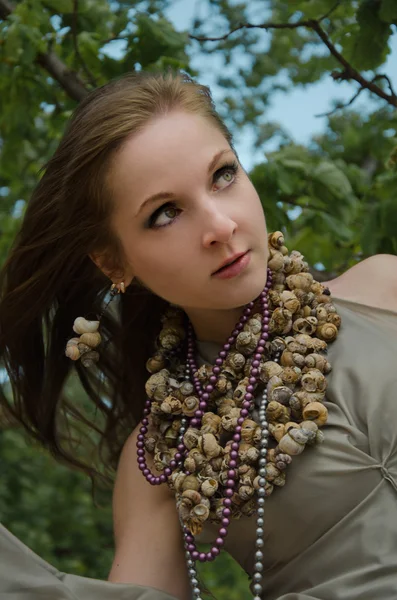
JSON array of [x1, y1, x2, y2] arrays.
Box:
[[110, 281, 125, 294]]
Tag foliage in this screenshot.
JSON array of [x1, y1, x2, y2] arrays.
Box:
[[0, 427, 114, 577], [0, 0, 396, 598]]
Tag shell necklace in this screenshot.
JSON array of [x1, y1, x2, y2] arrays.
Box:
[[136, 232, 341, 599]]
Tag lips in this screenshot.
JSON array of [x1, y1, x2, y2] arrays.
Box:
[[212, 252, 247, 275]]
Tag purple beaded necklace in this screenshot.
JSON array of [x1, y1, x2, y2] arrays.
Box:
[[137, 267, 274, 599]]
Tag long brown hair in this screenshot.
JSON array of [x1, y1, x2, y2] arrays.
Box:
[[0, 71, 234, 482]]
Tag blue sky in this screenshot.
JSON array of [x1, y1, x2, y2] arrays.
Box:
[[165, 1, 397, 170]]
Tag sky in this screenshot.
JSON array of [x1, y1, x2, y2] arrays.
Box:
[[165, 0, 397, 170]]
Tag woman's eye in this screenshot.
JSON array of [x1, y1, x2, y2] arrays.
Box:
[[149, 203, 180, 228], [213, 163, 238, 191]]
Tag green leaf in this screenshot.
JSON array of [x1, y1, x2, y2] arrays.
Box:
[[379, 0, 397, 22], [349, 0, 392, 70], [44, 0, 74, 12], [132, 14, 188, 68], [311, 161, 354, 201]]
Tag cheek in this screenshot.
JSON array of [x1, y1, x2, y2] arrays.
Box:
[[124, 236, 187, 282]]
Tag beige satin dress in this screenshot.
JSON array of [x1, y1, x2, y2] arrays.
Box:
[[1, 297, 396, 599], [197, 297, 397, 599]]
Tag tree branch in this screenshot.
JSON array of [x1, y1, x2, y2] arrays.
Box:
[[71, 0, 97, 88], [308, 20, 397, 107], [189, 5, 397, 109], [315, 87, 365, 117], [0, 0, 89, 102], [315, 73, 396, 117]]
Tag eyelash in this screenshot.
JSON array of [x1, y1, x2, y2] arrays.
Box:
[[147, 161, 239, 229]]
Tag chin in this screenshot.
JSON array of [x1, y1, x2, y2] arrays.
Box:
[[211, 269, 268, 310]]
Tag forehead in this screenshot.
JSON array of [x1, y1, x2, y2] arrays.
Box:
[[109, 111, 231, 201]]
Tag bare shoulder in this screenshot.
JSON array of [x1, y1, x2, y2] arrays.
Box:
[[108, 427, 191, 600], [323, 254, 397, 311]]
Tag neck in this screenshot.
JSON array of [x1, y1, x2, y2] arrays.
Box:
[[183, 305, 248, 344]]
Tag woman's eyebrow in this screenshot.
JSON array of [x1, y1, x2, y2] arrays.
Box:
[[135, 148, 233, 218]]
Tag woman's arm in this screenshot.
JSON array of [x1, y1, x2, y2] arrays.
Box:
[[108, 428, 191, 600]]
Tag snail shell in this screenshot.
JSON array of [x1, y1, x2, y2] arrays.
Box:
[[238, 484, 255, 501], [201, 412, 222, 435], [293, 317, 318, 335], [81, 350, 99, 367], [286, 272, 314, 292], [316, 322, 338, 342], [221, 407, 240, 432], [201, 478, 219, 498], [160, 396, 182, 415], [269, 307, 293, 335], [288, 426, 312, 445], [265, 463, 282, 482], [301, 369, 327, 393], [182, 395, 200, 417], [302, 401, 328, 427], [180, 380, 194, 396], [281, 366, 302, 385], [181, 476, 201, 493], [275, 453, 292, 471], [65, 343, 80, 361], [145, 369, 169, 401], [144, 434, 157, 453], [260, 361, 283, 383], [217, 398, 237, 417], [182, 429, 200, 451], [172, 472, 186, 493], [146, 353, 166, 374], [280, 290, 301, 314], [303, 353, 331, 374], [238, 442, 259, 464], [269, 423, 285, 442], [327, 312, 341, 328], [79, 332, 101, 348], [268, 231, 285, 249], [233, 377, 249, 403], [244, 317, 262, 335], [236, 331, 259, 356], [198, 433, 223, 459], [268, 289, 282, 307], [214, 374, 231, 394], [266, 401, 291, 424], [73, 317, 99, 335], [240, 419, 258, 442], [77, 343, 92, 356], [191, 503, 210, 522], [267, 250, 284, 271], [225, 352, 246, 371], [184, 455, 197, 473], [278, 432, 305, 456]]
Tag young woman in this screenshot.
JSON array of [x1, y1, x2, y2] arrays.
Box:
[[0, 71, 396, 600]]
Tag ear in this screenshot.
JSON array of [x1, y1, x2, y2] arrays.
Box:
[[89, 251, 134, 287]]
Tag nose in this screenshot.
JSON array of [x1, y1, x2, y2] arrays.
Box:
[[201, 200, 237, 248]]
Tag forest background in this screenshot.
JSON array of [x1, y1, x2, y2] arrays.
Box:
[[1, 1, 397, 598]]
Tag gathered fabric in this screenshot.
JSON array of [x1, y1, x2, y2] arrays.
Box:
[[197, 297, 397, 599]]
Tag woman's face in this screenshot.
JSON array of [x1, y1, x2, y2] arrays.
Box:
[[108, 110, 268, 312]]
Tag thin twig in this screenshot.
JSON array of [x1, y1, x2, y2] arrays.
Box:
[[71, 0, 97, 88], [373, 73, 397, 97], [319, 1, 342, 22], [189, 19, 310, 43], [189, 7, 397, 109], [315, 87, 365, 117], [316, 72, 397, 117]]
